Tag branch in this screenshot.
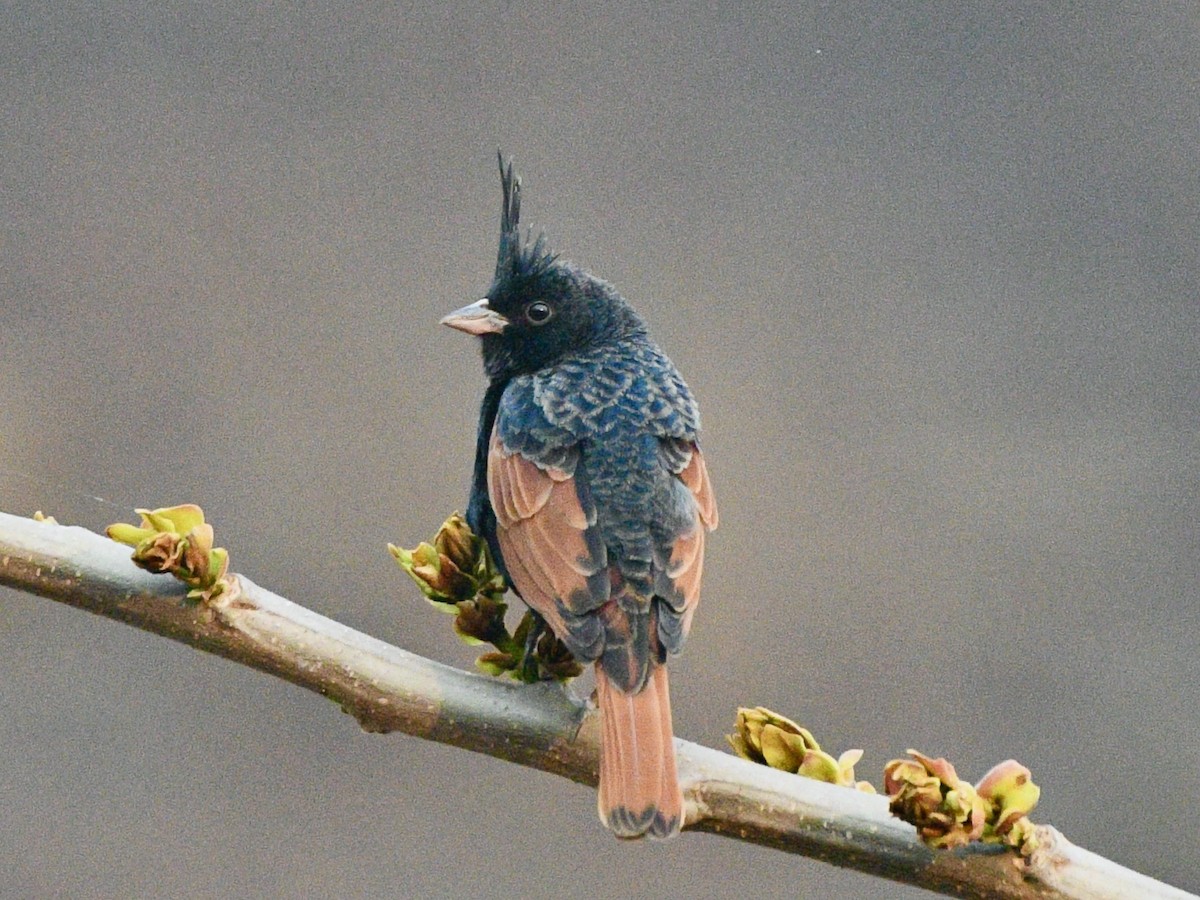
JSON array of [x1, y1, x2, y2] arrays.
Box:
[[0, 510, 1192, 900]]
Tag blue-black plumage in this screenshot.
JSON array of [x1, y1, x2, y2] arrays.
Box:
[[442, 153, 717, 839]]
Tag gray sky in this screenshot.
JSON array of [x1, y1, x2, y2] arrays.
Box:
[[2, 3, 1197, 897]]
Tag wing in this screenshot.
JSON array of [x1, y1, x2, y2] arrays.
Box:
[[488, 426, 611, 661], [653, 438, 718, 655], [490, 371, 716, 683]]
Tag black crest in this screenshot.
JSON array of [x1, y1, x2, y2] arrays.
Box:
[[495, 151, 557, 284]]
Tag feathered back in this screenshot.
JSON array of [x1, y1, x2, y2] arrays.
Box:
[[495, 151, 557, 286]]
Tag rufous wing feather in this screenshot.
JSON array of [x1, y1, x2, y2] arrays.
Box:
[[680, 444, 717, 530], [487, 428, 607, 643], [658, 444, 716, 645]]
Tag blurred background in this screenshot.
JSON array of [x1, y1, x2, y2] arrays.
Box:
[[2, 3, 1197, 898]]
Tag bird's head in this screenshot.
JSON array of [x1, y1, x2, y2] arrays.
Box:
[[441, 153, 644, 380]]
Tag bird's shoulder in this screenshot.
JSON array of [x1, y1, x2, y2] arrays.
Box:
[[503, 339, 699, 441]]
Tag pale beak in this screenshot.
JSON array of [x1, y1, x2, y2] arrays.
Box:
[[439, 298, 509, 336]]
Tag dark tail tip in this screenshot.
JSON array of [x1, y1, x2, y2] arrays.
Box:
[[605, 805, 681, 840]]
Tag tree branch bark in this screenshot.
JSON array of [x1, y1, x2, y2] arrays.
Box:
[[0, 510, 1192, 900]]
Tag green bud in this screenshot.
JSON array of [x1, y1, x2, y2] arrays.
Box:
[[728, 707, 821, 768], [432, 513, 478, 574], [390, 513, 506, 608], [976, 759, 1041, 847], [884, 750, 985, 850], [728, 707, 871, 789], [107, 504, 232, 604]]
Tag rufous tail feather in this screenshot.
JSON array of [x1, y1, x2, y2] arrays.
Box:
[[595, 664, 682, 839]]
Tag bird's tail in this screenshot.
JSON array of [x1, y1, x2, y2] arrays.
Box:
[[595, 663, 682, 839]]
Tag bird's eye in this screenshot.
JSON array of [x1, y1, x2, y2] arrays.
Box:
[[525, 301, 553, 325]]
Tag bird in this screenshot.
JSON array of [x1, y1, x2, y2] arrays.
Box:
[[440, 153, 717, 839]]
